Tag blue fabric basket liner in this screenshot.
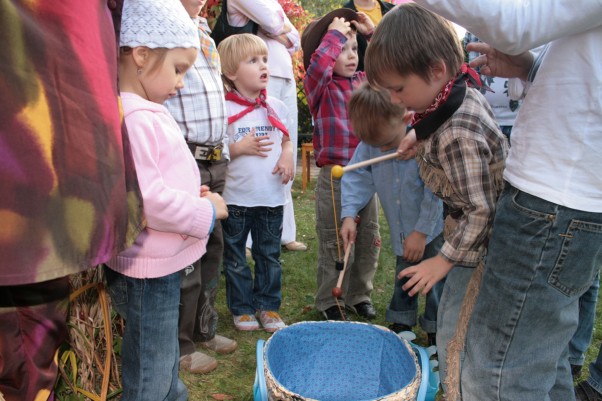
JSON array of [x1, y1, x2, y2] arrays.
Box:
[[264, 321, 419, 401]]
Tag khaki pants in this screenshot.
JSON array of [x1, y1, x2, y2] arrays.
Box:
[[314, 167, 380, 311]]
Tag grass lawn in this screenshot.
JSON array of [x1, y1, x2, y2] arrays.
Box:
[[181, 173, 602, 400], [182, 175, 406, 400]]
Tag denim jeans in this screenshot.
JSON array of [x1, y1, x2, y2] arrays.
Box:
[[588, 344, 602, 394], [314, 167, 380, 311], [104, 267, 187, 401], [461, 184, 602, 401], [386, 234, 445, 333], [222, 205, 283, 315], [569, 272, 600, 366]]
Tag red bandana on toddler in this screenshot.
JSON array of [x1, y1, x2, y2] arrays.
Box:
[[226, 89, 289, 137], [411, 63, 482, 139]]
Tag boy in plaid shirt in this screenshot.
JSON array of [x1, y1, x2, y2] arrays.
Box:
[[302, 8, 380, 321], [364, 4, 508, 397]]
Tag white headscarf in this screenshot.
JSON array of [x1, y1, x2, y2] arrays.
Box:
[[120, 0, 200, 50]]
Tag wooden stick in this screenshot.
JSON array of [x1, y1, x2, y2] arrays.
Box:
[[342, 152, 398, 173], [335, 242, 353, 290]]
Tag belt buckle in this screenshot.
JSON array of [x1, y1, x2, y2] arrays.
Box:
[[208, 147, 222, 161], [193, 146, 211, 160], [207, 144, 223, 161], [191, 144, 222, 161]]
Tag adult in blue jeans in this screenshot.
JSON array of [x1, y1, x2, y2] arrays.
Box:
[[576, 344, 602, 401], [570, 273, 601, 377], [401, 1, 602, 400]]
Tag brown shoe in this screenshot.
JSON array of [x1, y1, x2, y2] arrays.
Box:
[[199, 334, 238, 355], [179, 351, 218, 374], [283, 241, 307, 251]]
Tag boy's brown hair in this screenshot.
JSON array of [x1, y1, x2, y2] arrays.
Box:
[[217, 33, 268, 91], [365, 3, 463, 86], [349, 82, 406, 142]]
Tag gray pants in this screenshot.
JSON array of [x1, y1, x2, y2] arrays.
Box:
[[314, 166, 380, 311], [179, 159, 227, 356]]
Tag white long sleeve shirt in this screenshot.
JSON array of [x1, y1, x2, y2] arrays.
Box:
[[415, 0, 602, 212]]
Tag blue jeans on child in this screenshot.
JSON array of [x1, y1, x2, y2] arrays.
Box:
[[386, 234, 445, 334], [104, 267, 187, 401], [222, 205, 283, 315], [569, 272, 600, 367], [588, 344, 602, 394], [461, 184, 602, 401]]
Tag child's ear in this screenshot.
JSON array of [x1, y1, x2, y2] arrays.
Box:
[[223, 71, 237, 83], [132, 47, 149, 68], [429, 60, 448, 82]]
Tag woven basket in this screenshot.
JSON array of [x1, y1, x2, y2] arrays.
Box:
[[262, 321, 421, 401]]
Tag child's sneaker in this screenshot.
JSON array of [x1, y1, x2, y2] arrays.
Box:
[[233, 314, 260, 331], [258, 311, 286, 333]]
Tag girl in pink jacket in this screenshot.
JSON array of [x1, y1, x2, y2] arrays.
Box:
[[104, 0, 227, 399]]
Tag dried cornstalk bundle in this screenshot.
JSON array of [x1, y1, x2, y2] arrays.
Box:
[[60, 267, 123, 400]]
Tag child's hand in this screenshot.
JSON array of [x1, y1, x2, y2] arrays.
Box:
[[272, 145, 294, 184], [398, 254, 453, 296], [328, 17, 352, 37], [351, 12, 375, 37], [397, 128, 418, 160], [201, 190, 228, 220], [340, 217, 357, 250], [230, 128, 274, 159], [200, 185, 211, 197], [402, 231, 427, 263]]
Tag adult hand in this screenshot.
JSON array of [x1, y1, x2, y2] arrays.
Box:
[[466, 42, 533, 81], [270, 32, 293, 47], [261, 21, 293, 47], [351, 12, 375, 36]]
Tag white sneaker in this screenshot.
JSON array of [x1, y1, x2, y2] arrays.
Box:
[[258, 311, 287, 333], [179, 352, 217, 374], [233, 314, 260, 331]]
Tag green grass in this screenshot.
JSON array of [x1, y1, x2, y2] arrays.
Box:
[[183, 175, 429, 400], [182, 173, 602, 400]]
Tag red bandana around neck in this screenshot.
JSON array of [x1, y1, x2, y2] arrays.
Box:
[[226, 89, 289, 137], [411, 63, 482, 126]]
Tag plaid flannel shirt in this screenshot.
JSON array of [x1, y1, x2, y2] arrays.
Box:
[[163, 18, 229, 159], [420, 89, 509, 266], [303, 30, 364, 167]]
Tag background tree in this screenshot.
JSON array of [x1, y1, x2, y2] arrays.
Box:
[[297, 0, 341, 17]]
